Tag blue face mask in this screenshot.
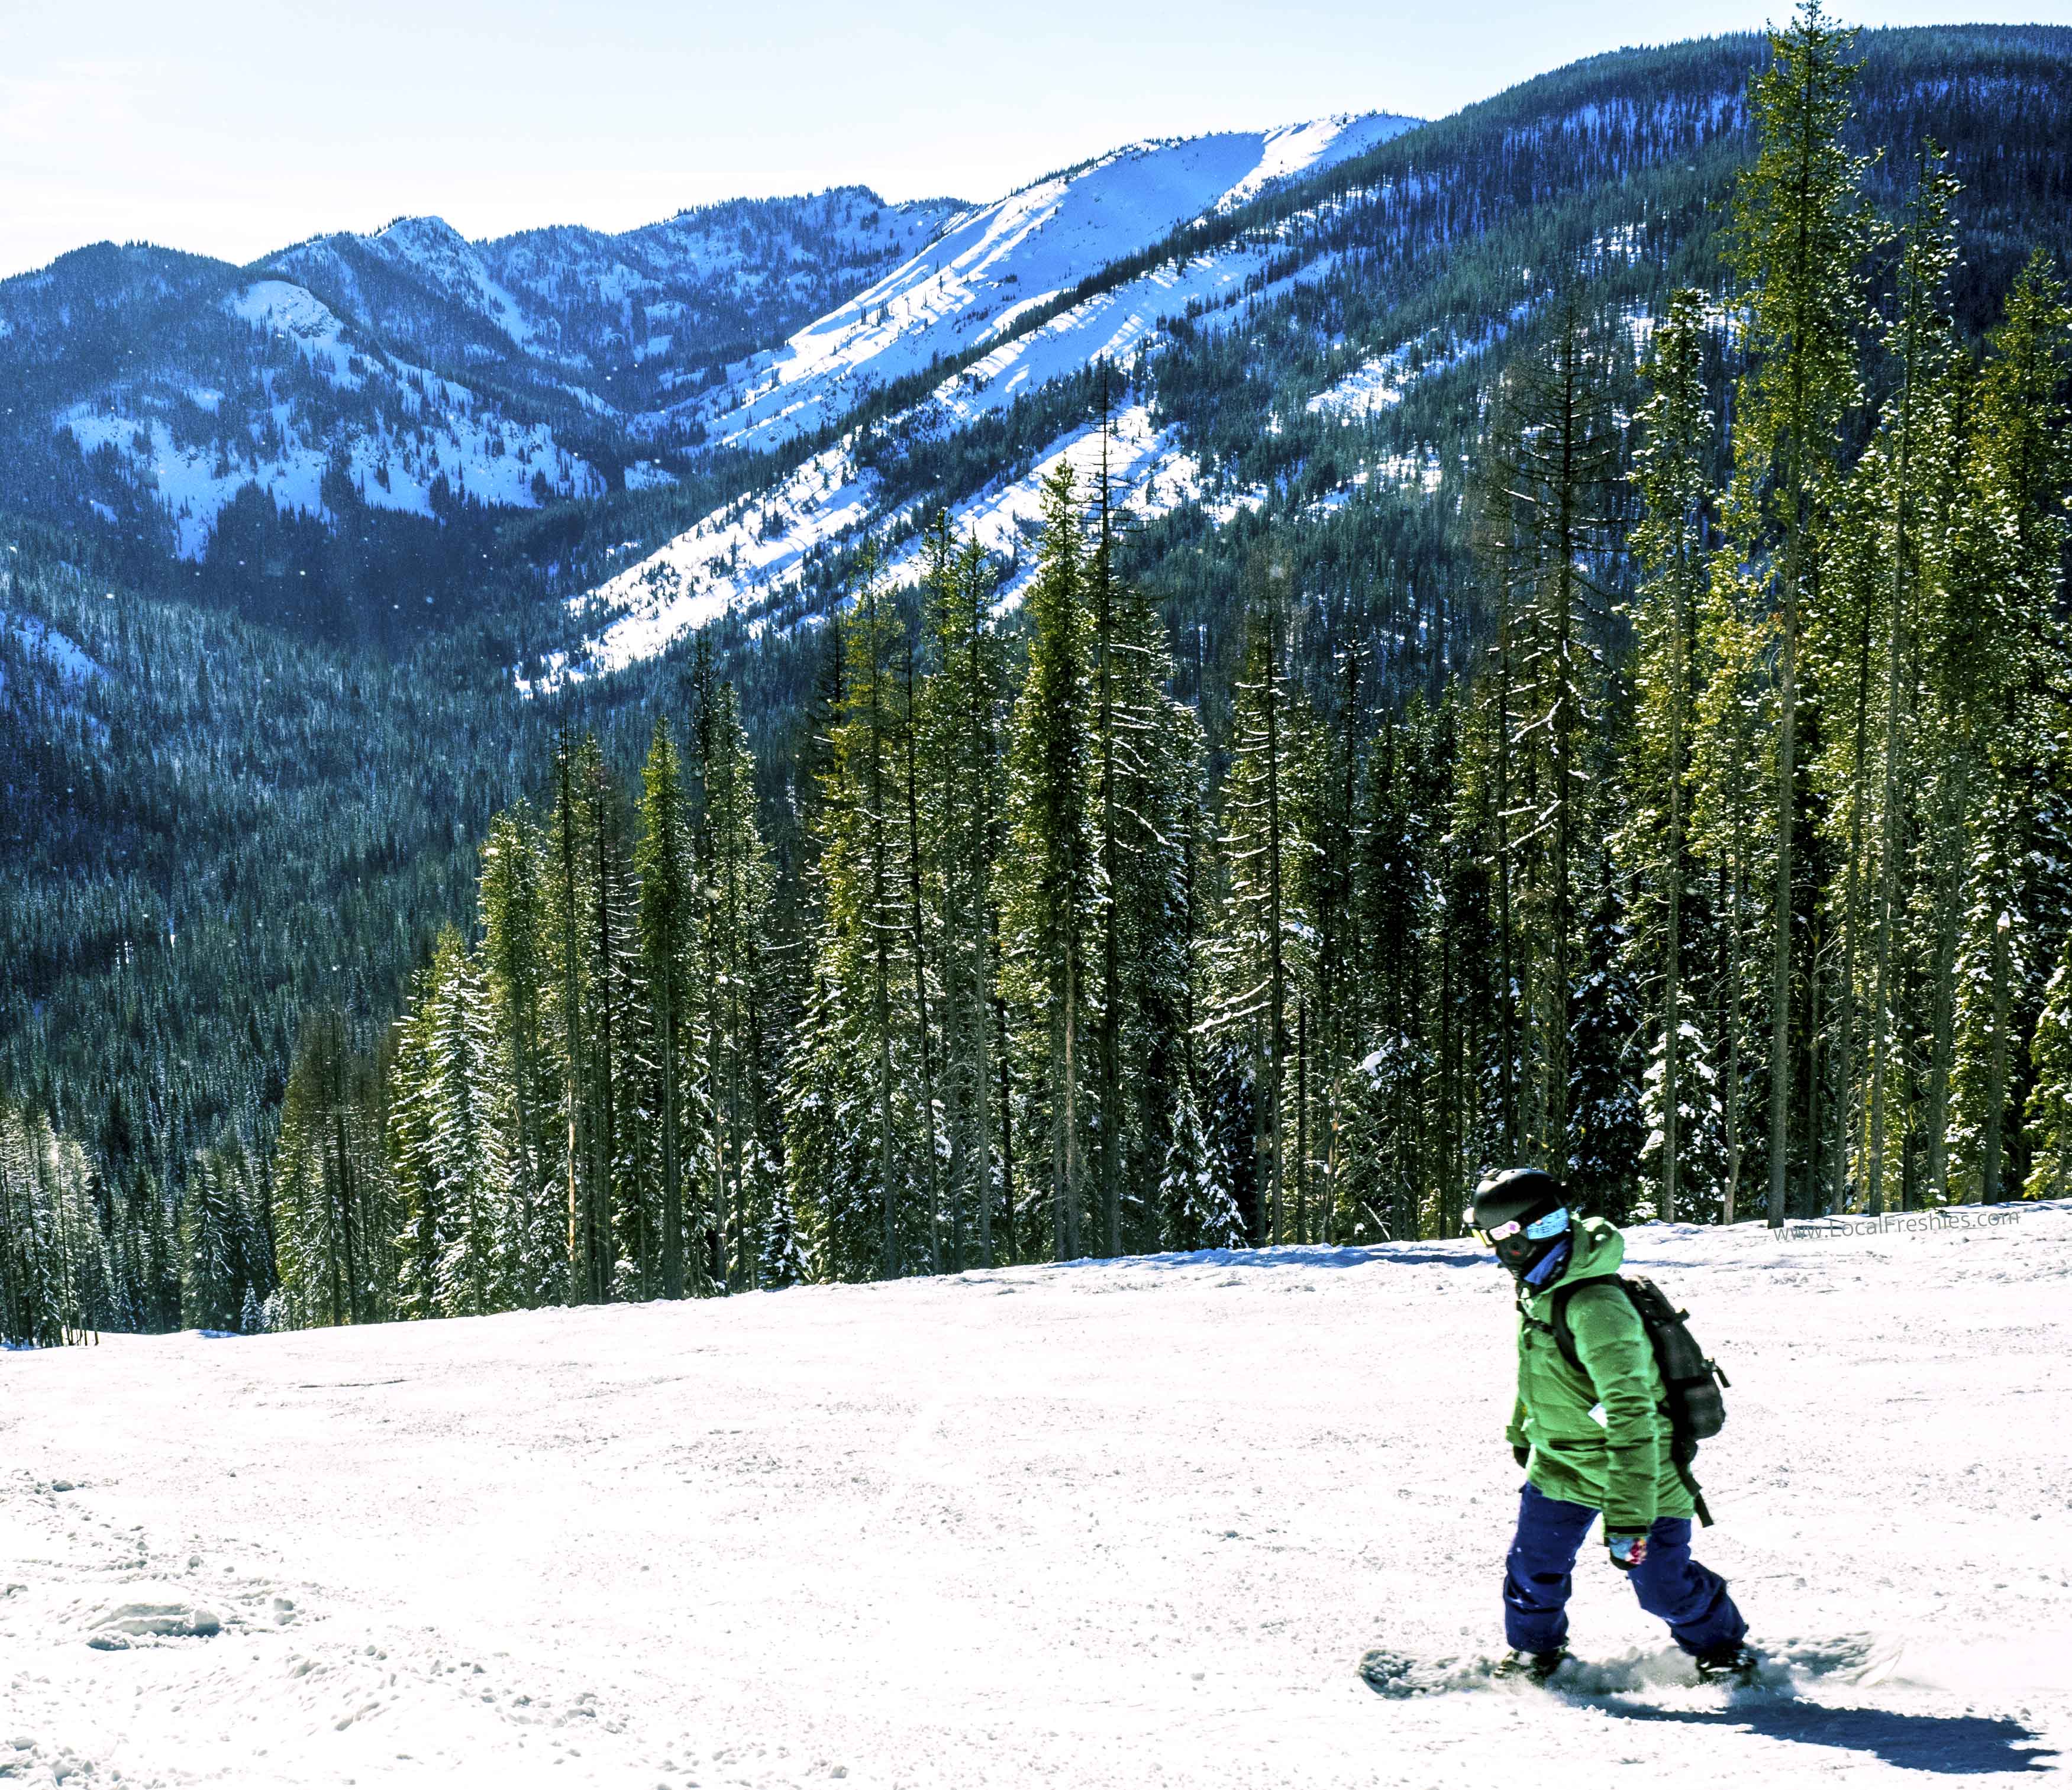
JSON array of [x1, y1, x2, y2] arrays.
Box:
[[1522, 1236, 1572, 1288]]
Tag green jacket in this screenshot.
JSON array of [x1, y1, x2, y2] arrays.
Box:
[[1503, 1216, 1691, 1534]]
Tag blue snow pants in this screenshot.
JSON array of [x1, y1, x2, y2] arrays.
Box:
[[1502, 1479, 1747, 1656]]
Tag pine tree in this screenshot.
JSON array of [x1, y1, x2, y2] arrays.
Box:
[[696, 678, 777, 1288], [479, 803, 559, 1304], [1203, 558, 1316, 1245], [1567, 849, 1645, 1221], [274, 1012, 388, 1327], [1621, 288, 1713, 1222], [1686, 560, 1777, 1226], [2022, 946, 2072, 1201], [422, 928, 506, 1317], [0, 1100, 96, 1346], [1860, 150, 1960, 1216], [790, 552, 917, 1279], [1725, 0, 1878, 1226], [1001, 466, 1098, 1261], [180, 1133, 264, 1332], [916, 520, 1006, 1268], [544, 731, 606, 1302], [1161, 1080, 1244, 1252], [756, 1142, 810, 1288], [634, 720, 698, 1298], [1477, 294, 1625, 1176]]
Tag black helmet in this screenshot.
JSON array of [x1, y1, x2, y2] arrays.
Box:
[[1470, 1167, 1571, 1278]]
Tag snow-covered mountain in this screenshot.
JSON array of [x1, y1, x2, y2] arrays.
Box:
[[5, 1209, 2064, 1786], [60, 276, 607, 559], [532, 114, 1420, 686], [0, 191, 966, 570], [680, 117, 1417, 454], [272, 189, 963, 412], [0, 124, 1413, 589]]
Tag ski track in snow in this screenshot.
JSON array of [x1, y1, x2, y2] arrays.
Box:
[[7, 1207, 2067, 1788]]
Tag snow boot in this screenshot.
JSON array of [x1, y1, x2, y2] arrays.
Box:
[[1495, 1648, 1570, 1685], [1694, 1642, 1760, 1687]]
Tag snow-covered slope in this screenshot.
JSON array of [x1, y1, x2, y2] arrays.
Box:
[[272, 190, 964, 403], [5, 1206, 2067, 1788], [59, 278, 605, 560], [2, 117, 1414, 596], [529, 390, 1267, 690], [0, 193, 966, 568], [685, 115, 1416, 454], [534, 117, 1424, 687]]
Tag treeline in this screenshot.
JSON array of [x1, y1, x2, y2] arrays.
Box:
[[0, 1095, 275, 1344]]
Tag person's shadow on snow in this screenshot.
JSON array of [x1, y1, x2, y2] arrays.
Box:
[[1601, 1699, 2057, 1775]]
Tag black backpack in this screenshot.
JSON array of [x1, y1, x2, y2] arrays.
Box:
[[1548, 1274, 1730, 1526]]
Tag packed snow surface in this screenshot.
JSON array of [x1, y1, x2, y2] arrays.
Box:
[[7, 1207, 2067, 1788]]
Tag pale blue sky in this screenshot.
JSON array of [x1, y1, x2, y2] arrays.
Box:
[[4, 0, 2066, 279]]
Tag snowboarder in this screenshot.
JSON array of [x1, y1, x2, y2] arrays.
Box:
[[1470, 1167, 1757, 1686]]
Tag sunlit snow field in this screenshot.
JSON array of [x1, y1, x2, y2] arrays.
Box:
[[5, 1206, 2068, 1787]]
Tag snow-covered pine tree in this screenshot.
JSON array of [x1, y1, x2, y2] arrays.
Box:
[[1856, 152, 1959, 1217], [180, 1133, 264, 1332], [2022, 946, 2072, 1201], [1161, 1080, 1244, 1252], [787, 552, 919, 1280], [634, 719, 698, 1300], [1686, 561, 1777, 1227], [916, 518, 1007, 1268], [695, 677, 777, 1290], [1000, 466, 1098, 1262], [1352, 710, 1435, 1239], [421, 928, 508, 1318], [1725, 0, 1879, 1226], [389, 960, 443, 1319], [1476, 293, 1624, 1178], [1620, 287, 1713, 1224], [275, 1012, 390, 1326], [0, 1099, 95, 1346], [479, 802, 561, 1305], [1202, 561, 1318, 1246], [544, 731, 606, 1303], [1567, 849, 1645, 1222], [755, 1142, 810, 1288], [1946, 260, 2072, 1206]]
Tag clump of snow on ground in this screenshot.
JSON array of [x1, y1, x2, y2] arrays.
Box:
[[4, 1202, 2067, 1786]]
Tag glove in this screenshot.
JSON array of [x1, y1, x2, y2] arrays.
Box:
[[1512, 1443, 1531, 1469], [1606, 1533, 1649, 1571]]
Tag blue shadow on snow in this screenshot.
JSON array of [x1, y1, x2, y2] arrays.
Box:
[[1600, 1698, 2057, 1776]]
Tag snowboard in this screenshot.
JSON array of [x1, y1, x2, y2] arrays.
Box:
[[1357, 1634, 1904, 1699]]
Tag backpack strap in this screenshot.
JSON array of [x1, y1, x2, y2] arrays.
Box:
[[1551, 1276, 1716, 1529], [1547, 1277, 1613, 1377]]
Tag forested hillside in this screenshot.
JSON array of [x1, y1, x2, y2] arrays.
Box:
[[5, 10, 2072, 1339]]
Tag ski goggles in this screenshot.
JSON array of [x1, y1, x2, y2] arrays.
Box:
[[1471, 1207, 1570, 1248]]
